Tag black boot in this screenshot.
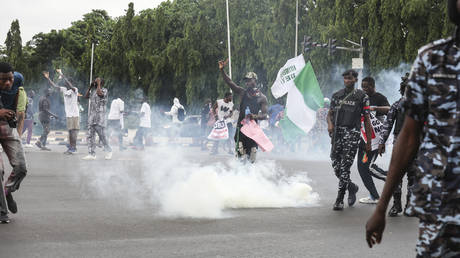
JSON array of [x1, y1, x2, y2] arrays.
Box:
[[5, 192, 17, 214], [333, 190, 345, 211], [347, 182, 359, 207], [388, 192, 402, 217]]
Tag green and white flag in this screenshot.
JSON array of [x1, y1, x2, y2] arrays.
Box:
[[270, 54, 306, 98], [279, 61, 324, 142]]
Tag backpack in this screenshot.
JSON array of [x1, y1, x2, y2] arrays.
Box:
[[177, 107, 185, 121]]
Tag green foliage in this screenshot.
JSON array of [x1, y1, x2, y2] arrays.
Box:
[[4, 0, 455, 111]]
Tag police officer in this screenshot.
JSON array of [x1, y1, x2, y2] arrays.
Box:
[[218, 59, 268, 163], [378, 73, 416, 217], [327, 69, 373, 211], [366, 1, 460, 256]]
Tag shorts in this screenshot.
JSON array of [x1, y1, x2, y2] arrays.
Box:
[[66, 117, 80, 130]]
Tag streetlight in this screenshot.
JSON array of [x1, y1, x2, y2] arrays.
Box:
[[226, 0, 232, 79]]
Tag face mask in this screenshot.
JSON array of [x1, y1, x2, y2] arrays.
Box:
[[448, 0, 460, 25]]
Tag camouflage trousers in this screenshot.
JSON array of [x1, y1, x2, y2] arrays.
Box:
[[87, 124, 112, 155], [416, 220, 460, 257], [330, 127, 360, 191]]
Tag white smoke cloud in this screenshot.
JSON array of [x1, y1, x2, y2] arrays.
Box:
[[72, 146, 319, 219]]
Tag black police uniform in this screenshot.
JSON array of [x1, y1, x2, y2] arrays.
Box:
[[330, 87, 370, 207]]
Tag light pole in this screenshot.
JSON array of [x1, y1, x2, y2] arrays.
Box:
[[295, 0, 299, 56], [226, 0, 232, 79]]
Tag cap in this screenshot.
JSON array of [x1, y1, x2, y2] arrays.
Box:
[[244, 72, 258, 81], [342, 69, 358, 78]]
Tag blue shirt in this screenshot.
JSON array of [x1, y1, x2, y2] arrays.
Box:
[[1, 72, 24, 110]]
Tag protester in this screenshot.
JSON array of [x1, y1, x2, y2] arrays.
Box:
[[107, 96, 125, 150], [35, 88, 57, 151], [133, 98, 151, 150], [378, 73, 416, 217], [165, 97, 185, 124], [210, 92, 234, 155], [357, 77, 390, 204], [16, 86, 27, 137], [327, 69, 372, 211], [218, 59, 268, 163], [43, 70, 80, 154], [82, 77, 112, 160], [0, 62, 29, 222], [366, 1, 460, 255], [22, 90, 35, 147], [200, 99, 212, 150]]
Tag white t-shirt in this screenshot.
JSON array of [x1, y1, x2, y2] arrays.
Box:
[[216, 99, 234, 123], [108, 98, 124, 120], [60, 86, 79, 117], [139, 102, 151, 128]]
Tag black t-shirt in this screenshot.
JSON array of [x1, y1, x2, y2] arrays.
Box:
[[368, 92, 389, 118], [237, 90, 267, 124]]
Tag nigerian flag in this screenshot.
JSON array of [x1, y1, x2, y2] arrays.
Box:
[[279, 61, 324, 142]]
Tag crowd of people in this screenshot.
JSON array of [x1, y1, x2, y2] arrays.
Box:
[[0, 1, 459, 256]]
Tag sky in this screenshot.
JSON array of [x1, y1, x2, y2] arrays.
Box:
[[1, 0, 167, 45]]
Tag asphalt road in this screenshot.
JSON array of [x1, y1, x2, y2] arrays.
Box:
[[0, 145, 418, 258]]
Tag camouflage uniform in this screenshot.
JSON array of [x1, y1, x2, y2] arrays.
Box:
[[330, 89, 370, 192], [380, 97, 416, 213], [403, 37, 460, 257], [87, 88, 111, 155]]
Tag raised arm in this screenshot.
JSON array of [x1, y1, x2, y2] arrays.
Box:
[[218, 59, 244, 95], [56, 69, 76, 92], [42, 71, 60, 89]]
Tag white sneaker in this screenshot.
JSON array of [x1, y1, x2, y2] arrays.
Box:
[[82, 154, 96, 160], [104, 152, 112, 160], [359, 196, 379, 204], [23, 144, 33, 148]]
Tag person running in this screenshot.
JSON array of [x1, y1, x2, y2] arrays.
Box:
[[82, 77, 112, 160], [378, 73, 416, 217], [0, 62, 29, 222], [366, 1, 460, 255], [107, 96, 125, 150], [35, 88, 58, 151], [218, 59, 268, 163], [327, 69, 373, 211], [22, 90, 35, 148], [357, 77, 390, 205], [210, 92, 234, 155], [200, 99, 212, 151], [43, 70, 80, 154]]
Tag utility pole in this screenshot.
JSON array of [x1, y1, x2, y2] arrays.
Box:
[[226, 0, 232, 79], [295, 0, 299, 56]]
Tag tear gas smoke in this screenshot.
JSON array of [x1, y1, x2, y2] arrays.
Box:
[[72, 147, 319, 219]]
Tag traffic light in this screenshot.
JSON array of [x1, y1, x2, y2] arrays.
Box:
[[302, 36, 312, 54], [328, 38, 337, 56]]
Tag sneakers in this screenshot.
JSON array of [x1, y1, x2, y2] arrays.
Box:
[[5, 192, 17, 214], [104, 152, 112, 160], [35, 141, 42, 149], [347, 182, 359, 207], [64, 148, 77, 155], [23, 143, 33, 148], [82, 154, 97, 160], [6, 172, 26, 192], [0, 212, 9, 224], [359, 196, 379, 204]]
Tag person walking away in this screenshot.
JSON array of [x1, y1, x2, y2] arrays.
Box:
[[133, 99, 151, 150], [366, 1, 460, 256], [200, 99, 212, 150], [107, 97, 125, 150], [82, 78, 112, 160], [327, 69, 373, 211]]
